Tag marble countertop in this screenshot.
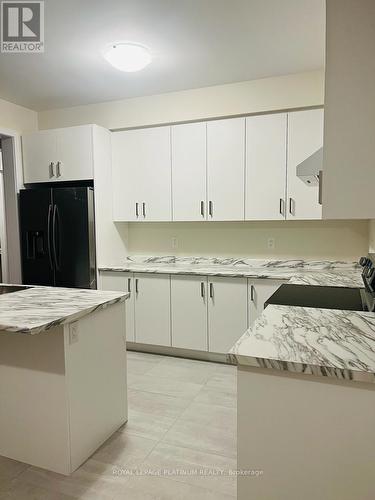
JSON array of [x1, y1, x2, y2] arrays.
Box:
[[99, 256, 362, 284], [229, 304, 375, 384], [0, 285, 128, 335]]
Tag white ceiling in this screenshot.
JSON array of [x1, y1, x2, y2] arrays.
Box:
[[0, 0, 325, 111]]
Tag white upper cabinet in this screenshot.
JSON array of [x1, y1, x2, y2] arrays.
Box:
[[207, 118, 245, 221], [245, 114, 287, 220], [171, 122, 207, 221], [112, 126, 172, 222], [287, 109, 323, 220], [22, 125, 94, 183]]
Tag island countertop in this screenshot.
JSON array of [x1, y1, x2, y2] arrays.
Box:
[[0, 285, 128, 335]]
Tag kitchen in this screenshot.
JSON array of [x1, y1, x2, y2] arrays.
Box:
[[0, 0, 374, 499]]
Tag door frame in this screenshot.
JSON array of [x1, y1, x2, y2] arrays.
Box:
[[0, 127, 24, 283]]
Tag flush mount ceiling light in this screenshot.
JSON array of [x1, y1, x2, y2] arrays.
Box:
[[103, 42, 152, 72]]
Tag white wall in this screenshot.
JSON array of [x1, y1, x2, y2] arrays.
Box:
[[126, 220, 368, 261], [38, 70, 324, 131], [0, 98, 37, 134]]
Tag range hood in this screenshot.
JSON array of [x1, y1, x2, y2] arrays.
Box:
[[296, 147, 323, 186]]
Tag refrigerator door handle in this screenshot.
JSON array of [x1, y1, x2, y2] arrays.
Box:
[[52, 204, 61, 271], [47, 204, 54, 270]]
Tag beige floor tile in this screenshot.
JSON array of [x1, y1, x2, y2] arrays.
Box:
[[145, 357, 219, 385], [113, 474, 236, 500], [122, 409, 177, 440], [0, 479, 76, 500], [127, 352, 164, 375], [206, 369, 237, 390], [127, 389, 191, 419], [92, 430, 158, 469], [127, 373, 204, 399], [141, 441, 237, 497], [179, 401, 237, 429], [0, 457, 28, 481], [194, 385, 237, 408]]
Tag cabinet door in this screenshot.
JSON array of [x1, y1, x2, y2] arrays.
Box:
[[112, 127, 172, 222], [57, 125, 94, 181], [246, 114, 287, 220], [287, 109, 323, 220], [100, 272, 135, 342], [134, 274, 171, 346], [22, 130, 57, 183], [208, 277, 248, 354], [171, 122, 207, 221], [248, 279, 285, 326], [207, 118, 245, 221], [171, 275, 208, 351]]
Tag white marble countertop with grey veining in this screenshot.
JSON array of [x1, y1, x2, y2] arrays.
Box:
[[0, 285, 128, 335], [99, 255, 363, 286], [229, 304, 375, 383]]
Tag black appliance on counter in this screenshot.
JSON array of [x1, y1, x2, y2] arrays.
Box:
[[19, 187, 96, 289], [265, 255, 375, 313]]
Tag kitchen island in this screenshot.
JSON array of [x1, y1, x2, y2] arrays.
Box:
[[0, 285, 129, 475], [229, 273, 375, 500]]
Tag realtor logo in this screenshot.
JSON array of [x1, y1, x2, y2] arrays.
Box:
[[1, 1, 44, 53]]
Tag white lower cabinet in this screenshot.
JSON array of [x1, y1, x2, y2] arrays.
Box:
[[99, 271, 135, 342], [134, 273, 171, 346], [171, 275, 208, 351], [248, 279, 286, 326], [207, 277, 248, 354]]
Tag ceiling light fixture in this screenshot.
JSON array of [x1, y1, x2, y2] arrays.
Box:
[[103, 42, 152, 72]]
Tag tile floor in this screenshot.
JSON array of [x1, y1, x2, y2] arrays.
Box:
[[0, 352, 237, 499]]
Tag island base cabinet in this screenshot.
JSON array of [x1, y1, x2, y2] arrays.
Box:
[[238, 366, 375, 500], [134, 273, 171, 347], [171, 275, 208, 351], [100, 271, 135, 342], [207, 277, 248, 354], [0, 302, 127, 475]]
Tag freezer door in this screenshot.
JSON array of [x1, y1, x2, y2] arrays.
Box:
[[52, 187, 96, 288], [19, 188, 55, 286]]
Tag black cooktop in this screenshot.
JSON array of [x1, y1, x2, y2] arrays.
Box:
[[0, 285, 29, 295], [265, 284, 367, 311]]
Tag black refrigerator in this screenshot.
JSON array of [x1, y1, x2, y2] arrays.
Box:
[[19, 187, 96, 288]]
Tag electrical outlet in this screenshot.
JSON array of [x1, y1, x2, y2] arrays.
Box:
[[69, 323, 79, 344], [171, 237, 178, 250], [267, 238, 275, 250]]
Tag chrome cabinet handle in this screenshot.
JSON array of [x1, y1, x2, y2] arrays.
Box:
[[209, 282, 214, 298], [135, 278, 139, 293], [200, 201, 204, 218], [200, 282, 205, 298], [142, 202, 146, 218], [250, 284, 255, 302], [135, 203, 139, 218], [318, 170, 323, 205], [209, 201, 213, 217], [56, 161, 62, 177], [279, 198, 285, 216], [289, 197, 295, 215], [49, 162, 55, 178], [128, 278, 131, 293]]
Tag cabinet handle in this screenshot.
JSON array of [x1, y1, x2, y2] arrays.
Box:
[[289, 197, 295, 216], [250, 284, 255, 302], [200, 201, 205, 218], [49, 162, 55, 178], [209, 201, 213, 217], [200, 282, 205, 298], [135, 203, 139, 218], [318, 170, 323, 205], [56, 161, 62, 177], [128, 278, 131, 293], [279, 198, 285, 216], [142, 202, 146, 218], [209, 282, 214, 298], [135, 278, 139, 293]]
